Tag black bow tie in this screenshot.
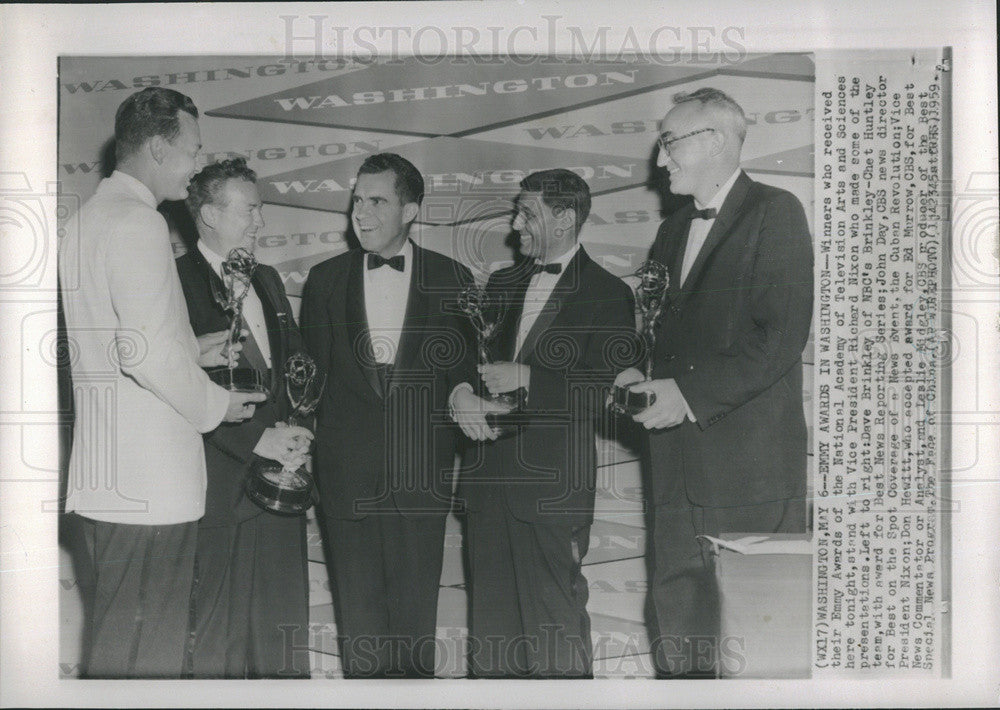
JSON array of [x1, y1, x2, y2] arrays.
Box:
[[529, 262, 563, 276], [367, 253, 405, 271], [690, 207, 718, 220]]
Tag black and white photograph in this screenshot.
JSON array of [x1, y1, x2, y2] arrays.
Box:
[[0, 2, 996, 707]]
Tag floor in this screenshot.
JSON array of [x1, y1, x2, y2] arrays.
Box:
[[58, 433, 657, 679]]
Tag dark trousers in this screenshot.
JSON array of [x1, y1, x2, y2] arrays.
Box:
[[323, 511, 446, 678], [650, 492, 805, 678], [70, 513, 197, 678], [466, 502, 593, 678], [188, 511, 310, 678]]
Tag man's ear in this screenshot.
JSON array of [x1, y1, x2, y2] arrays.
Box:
[[148, 135, 166, 165], [558, 206, 577, 236], [199, 202, 219, 231], [402, 202, 419, 225], [707, 128, 727, 157]]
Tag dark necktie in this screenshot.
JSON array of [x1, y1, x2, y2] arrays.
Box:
[[529, 262, 562, 276], [239, 324, 268, 374], [690, 207, 718, 220], [367, 253, 405, 271]]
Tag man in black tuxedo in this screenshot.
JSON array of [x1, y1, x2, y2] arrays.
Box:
[[451, 169, 636, 677], [299, 153, 474, 678], [175, 158, 313, 678], [614, 88, 814, 677]]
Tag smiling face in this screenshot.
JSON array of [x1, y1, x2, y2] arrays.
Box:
[[655, 101, 719, 200], [203, 178, 264, 256], [351, 170, 418, 258], [158, 111, 202, 201], [511, 189, 576, 262]]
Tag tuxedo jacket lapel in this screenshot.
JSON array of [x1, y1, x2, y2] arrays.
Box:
[[671, 171, 753, 310], [516, 251, 586, 364], [492, 264, 533, 362], [389, 243, 430, 391], [344, 250, 384, 399], [188, 245, 228, 325], [251, 269, 287, 400], [665, 216, 689, 303]]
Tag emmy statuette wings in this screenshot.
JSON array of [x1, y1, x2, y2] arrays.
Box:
[[206, 247, 269, 394]]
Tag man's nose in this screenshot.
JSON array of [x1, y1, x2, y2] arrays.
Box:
[[656, 146, 671, 168]]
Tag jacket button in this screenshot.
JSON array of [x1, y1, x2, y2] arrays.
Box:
[[687, 365, 694, 371], [663, 354, 676, 362]]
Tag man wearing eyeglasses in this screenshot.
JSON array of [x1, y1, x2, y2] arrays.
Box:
[[613, 88, 814, 678]]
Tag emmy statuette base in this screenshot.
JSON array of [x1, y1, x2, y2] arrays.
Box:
[[611, 383, 657, 417], [484, 387, 527, 439], [246, 459, 314, 515]]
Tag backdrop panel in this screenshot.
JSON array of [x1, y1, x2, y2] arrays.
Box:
[[58, 53, 814, 300]]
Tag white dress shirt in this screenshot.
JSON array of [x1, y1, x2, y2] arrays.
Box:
[[679, 168, 741, 285], [59, 170, 230, 524], [515, 243, 580, 359], [448, 244, 580, 410], [363, 240, 413, 365], [673, 169, 741, 423], [198, 240, 272, 369]]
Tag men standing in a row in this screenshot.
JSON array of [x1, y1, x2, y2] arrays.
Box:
[[176, 158, 313, 678], [616, 88, 814, 677], [452, 169, 636, 677], [59, 87, 265, 678], [300, 153, 475, 678]]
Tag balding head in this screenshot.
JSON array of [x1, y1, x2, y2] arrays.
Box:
[[656, 87, 746, 204], [672, 88, 747, 148]]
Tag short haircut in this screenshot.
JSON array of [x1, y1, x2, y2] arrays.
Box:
[[114, 87, 199, 162], [356, 153, 425, 205], [185, 158, 257, 220], [519, 168, 592, 235], [672, 87, 748, 145]]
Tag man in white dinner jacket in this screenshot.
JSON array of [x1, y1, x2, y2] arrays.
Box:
[[59, 87, 265, 678]]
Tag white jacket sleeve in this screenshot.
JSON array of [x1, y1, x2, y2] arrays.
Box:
[[106, 206, 229, 433]]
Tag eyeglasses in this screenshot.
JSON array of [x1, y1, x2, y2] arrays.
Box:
[[657, 127, 715, 155]]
